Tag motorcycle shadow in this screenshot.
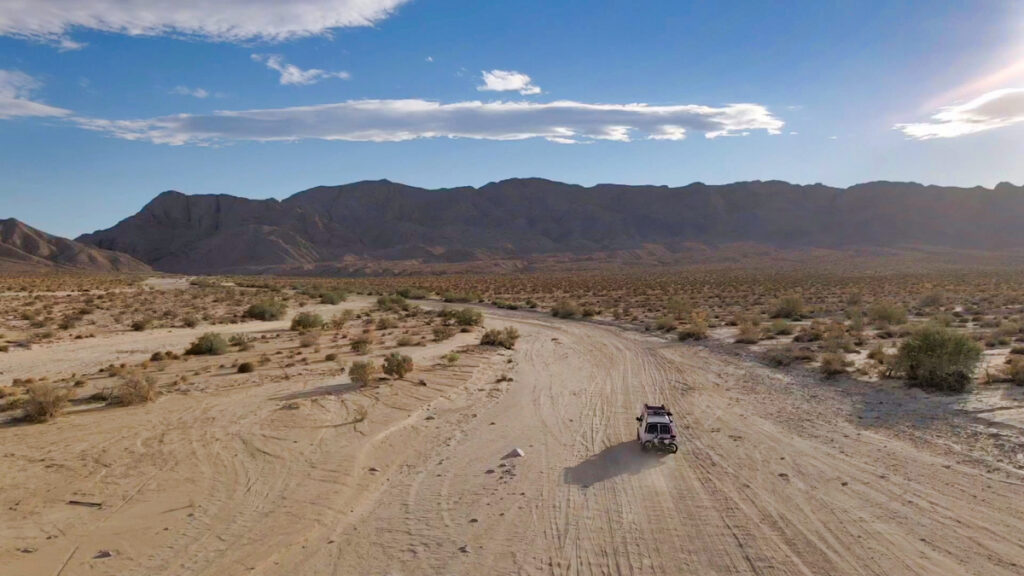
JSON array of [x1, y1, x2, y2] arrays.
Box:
[[562, 440, 666, 486]]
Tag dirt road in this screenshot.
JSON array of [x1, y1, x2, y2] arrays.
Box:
[[3, 305, 1024, 575]]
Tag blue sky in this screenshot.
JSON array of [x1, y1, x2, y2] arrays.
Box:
[[1, 0, 1023, 237]]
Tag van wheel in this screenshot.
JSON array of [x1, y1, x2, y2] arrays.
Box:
[[642, 441, 654, 452]]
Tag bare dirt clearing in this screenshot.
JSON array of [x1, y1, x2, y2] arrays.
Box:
[[3, 303, 1024, 575]]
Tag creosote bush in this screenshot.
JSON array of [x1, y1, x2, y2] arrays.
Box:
[[186, 333, 229, 356], [244, 300, 287, 321], [551, 300, 581, 319], [117, 370, 158, 405], [771, 295, 805, 319], [291, 312, 325, 332], [894, 325, 981, 393], [349, 360, 378, 386], [24, 382, 70, 422], [480, 326, 520, 349], [382, 352, 414, 379]]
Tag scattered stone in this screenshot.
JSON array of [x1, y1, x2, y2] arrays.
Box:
[[93, 550, 113, 559], [425, 415, 436, 420], [469, 518, 478, 523], [368, 467, 380, 473], [502, 448, 525, 460], [458, 544, 470, 554], [18, 547, 36, 554], [485, 469, 495, 474]]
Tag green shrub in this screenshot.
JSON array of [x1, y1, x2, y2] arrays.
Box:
[[395, 287, 430, 299], [452, 308, 482, 327], [894, 325, 981, 392], [443, 352, 460, 365], [376, 295, 409, 312], [349, 360, 378, 386], [245, 300, 287, 321], [480, 327, 520, 349], [382, 353, 414, 379], [291, 312, 325, 332], [442, 291, 479, 303], [186, 333, 229, 356]]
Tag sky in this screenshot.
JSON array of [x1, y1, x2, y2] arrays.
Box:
[[1, 0, 1023, 238]]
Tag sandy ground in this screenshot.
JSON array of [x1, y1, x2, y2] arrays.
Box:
[[3, 303, 1024, 575]]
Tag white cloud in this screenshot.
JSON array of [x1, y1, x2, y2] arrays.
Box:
[[252, 54, 350, 85], [0, 0, 408, 48], [0, 69, 70, 119], [895, 88, 1024, 139], [172, 85, 210, 99], [478, 70, 541, 95], [70, 98, 784, 145]]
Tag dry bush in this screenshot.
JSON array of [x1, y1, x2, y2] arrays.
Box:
[[819, 353, 849, 377], [480, 327, 520, 349], [116, 370, 158, 405], [443, 352, 460, 365], [350, 334, 373, 354], [186, 333, 229, 356], [432, 325, 457, 342], [244, 299, 287, 321], [550, 300, 581, 319], [734, 321, 761, 344], [299, 331, 321, 347], [237, 362, 256, 373], [771, 295, 805, 319], [382, 352, 414, 379], [868, 301, 908, 327], [349, 360, 378, 386], [291, 312, 325, 332], [24, 382, 70, 422]]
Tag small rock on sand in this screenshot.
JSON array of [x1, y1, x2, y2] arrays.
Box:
[[502, 448, 525, 460]]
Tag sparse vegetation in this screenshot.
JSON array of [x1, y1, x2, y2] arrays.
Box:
[[894, 325, 981, 393], [291, 312, 325, 331], [349, 360, 378, 386], [116, 370, 158, 405], [245, 299, 287, 321], [186, 333, 229, 356], [24, 382, 69, 422], [480, 326, 520, 349], [382, 352, 414, 379]]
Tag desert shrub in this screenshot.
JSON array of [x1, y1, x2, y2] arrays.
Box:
[[131, 318, 151, 332], [480, 327, 520, 349], [893, 325, 981, 393], [734, 322, 761, 344], [229, 333, 252, 350], [819, 353, 849, 378], [452, 308, 482, 327], [666, 297, 692, 319], [442, 291, 479, 303], [382, 353, 414, 379], [432, 325, 457, 342], [763, 345, 815, 367], [298, 331, 321, 347], [1004, 358, 1024, 385], [918, 290, 946, 309], [677, 311, 709, 341], [771, 295, 805, 319], [396, 335, 416, 347], [868, 302, 907, 327], [237, 362, 256, 373], [349, 360, 378, 386], [186, 333, 229, 356], [443, 352, 460, 365], [319, 291, 348, 305], [769, 319, 793, 336], [376, 295, 409, 312], [325, 353, 338, 362], [376, 317, 399, 330], [116, 370, 158, 405], [493, 300, 519, 310], [350, 335, 372, 354], [654, 316, 676, 332], [330, 310, 354, 330], [1010, 346, 1024, 356], [291, 312, 325, 332], [182, 315, 200, 328], [24, 382, 69, 422], [244, 300, 287, 321], [551, 300, 581, 319]]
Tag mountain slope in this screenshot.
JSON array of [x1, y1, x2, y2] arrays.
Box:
[[77, 179, 1024, 274], [0, 218, 150, 273]]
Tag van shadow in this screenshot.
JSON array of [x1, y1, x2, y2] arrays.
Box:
[[562, 440, 665, 486]]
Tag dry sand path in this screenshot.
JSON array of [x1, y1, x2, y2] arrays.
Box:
[[3, 305, 1024, 575]]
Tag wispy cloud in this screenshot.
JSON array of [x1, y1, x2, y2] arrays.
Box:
[[0, 69, 70, 119], [70, 98, 784, 145], [895, 88, 1024, 139], [171, 85, 210, 99], [478, 70, 541, 95], [0, 0, 408, 49], [252, 54, 350, 85]]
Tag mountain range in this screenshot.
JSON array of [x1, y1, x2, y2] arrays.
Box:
[[70, 178, 1024, 275], [0, 218, 150, 273]]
